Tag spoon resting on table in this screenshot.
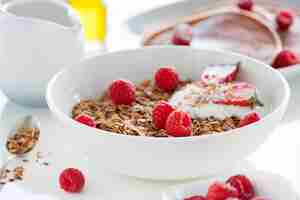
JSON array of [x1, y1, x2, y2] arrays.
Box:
[[0, 115, 40, 179]]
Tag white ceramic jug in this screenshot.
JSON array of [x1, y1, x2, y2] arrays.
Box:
[[0, 0, 84, 107]]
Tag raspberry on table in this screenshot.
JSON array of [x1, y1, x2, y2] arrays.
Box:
[[59, 168, 85, 193], [154, 67, 180, 92], [226, 175, 255, 200], [152, 101, 175, 129], [108, 79, 136, 105], [237, 0, 254, 11], [276, 10, 294, 31], [75, 114, 96, 128], [207, 182, 239, 200], [165, 110, 192, 137], [272, 50, 300, 69]]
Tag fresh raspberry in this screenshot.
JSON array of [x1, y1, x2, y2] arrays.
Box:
[[272, 50, 300, 69], [59, 168, 85, 193], [172, 24, 193, 46], [75, 114, 96, 128], [152, 101, 175, 129], [276, 10, 294, 31], [207, 182, 239, 200], [108, 79, 136, 105], [226, 175, 255, 200], [239, 112, 261, 128], [155, 67, 180, 92], [185, 195, 207, 200], [165, 110, 192, 137], [237, 0, 254, 11]]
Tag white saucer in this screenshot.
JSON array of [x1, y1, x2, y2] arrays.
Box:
[[163, 170, 298, 200]]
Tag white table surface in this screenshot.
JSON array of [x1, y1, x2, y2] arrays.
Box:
[[0, 0, 298, 198]]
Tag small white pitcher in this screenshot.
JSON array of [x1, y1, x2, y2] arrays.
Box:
[[0, 0, 84, 107]]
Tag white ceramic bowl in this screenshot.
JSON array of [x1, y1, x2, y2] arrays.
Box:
[[47, 47, 290, 180], [278, 66, 300, 123]]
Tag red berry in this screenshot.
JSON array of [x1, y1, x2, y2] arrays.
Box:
[[207, 182, 239, 200], [59, 168, 85, 193], [272, 50, 300, 69], [108, 79, 136, 105], [185, 195, 207, 200], [276, 10, 294, 31], [172, 24, 193, 46], [237, 0, 253, 11], [75, 114, 96, 128], [165, 110, 192, 137], [152, 101, 175, 129], [155, 67, 180, 92], [239, 112, 261, 127], [226, 175, 255, 200]]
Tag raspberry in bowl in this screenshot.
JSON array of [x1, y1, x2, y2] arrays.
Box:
[[47, 47, 289, 180]]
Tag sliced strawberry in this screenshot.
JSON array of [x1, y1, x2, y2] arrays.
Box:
[[239, 112, 261, 127], [213, 98, 252, 107], [172, 24, 193, 46], [201, 63, 240, 85], [214, 82, 263, 108]]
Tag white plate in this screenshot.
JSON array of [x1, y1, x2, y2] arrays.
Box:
[[126, 0, 300, 35], [162, 170, 298, 200]]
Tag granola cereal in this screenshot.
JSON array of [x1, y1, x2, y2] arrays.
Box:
[[72, 79, 241, 137], [0, 166, 24, 185], [6, 127, 40, 155]]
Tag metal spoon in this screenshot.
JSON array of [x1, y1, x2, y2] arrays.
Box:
[[0, 115, 40, 179]]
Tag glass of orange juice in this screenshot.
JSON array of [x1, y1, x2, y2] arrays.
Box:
[[69, 0, 107, 51]]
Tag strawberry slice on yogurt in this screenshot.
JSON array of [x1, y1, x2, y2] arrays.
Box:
[[214, 82, 264, 108], [169, 81, 263, 119], [201, 63, 240, 85]]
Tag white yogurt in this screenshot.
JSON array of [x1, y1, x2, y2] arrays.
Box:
[[169, 82, 261, 119]]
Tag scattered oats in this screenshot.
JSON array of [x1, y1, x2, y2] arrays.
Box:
[[13, 166, 24, 180]]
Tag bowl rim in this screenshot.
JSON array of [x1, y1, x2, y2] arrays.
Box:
[[46, 46, 291, 142]]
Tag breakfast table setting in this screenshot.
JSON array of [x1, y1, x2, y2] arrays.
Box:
[[0, 0, 299, 199]]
